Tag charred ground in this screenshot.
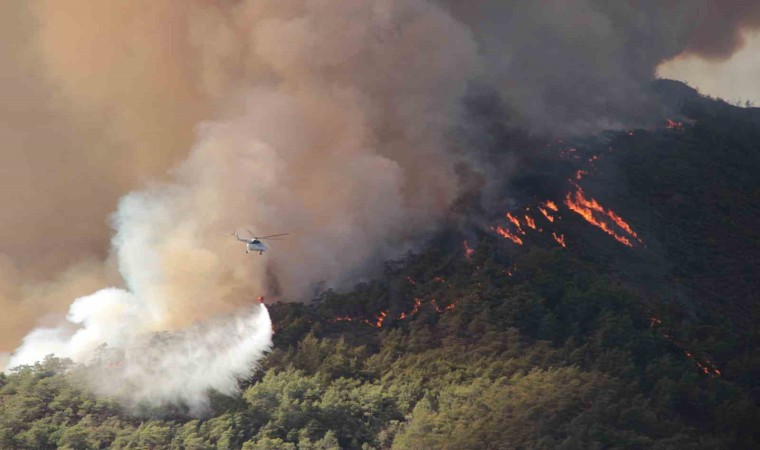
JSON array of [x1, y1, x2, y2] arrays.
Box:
[[1, 82, 758, 449]]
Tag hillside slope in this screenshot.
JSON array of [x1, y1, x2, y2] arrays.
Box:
[[1, 82, 758, 449]]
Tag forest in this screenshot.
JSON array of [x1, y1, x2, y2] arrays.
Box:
[[1, 83, 758, 449]]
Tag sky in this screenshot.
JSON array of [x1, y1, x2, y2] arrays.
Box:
[[659, 30, 760, 105]]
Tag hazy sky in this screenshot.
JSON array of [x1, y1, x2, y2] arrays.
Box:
[[659, 30, 760, 105]]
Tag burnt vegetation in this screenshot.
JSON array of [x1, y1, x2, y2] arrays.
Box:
[[2, 82, 759, 449]]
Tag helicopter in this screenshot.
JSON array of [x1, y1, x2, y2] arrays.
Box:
[[233, 230, 288, 255]]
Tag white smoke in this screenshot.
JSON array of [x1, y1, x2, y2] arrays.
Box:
[[11, 294, 272, 415]]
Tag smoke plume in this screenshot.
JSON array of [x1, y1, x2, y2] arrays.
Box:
[[3, 0, 760, 410]]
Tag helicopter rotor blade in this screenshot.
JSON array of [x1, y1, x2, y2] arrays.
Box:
[[246, 229, 257, 238], [258, 233, 289, 239]]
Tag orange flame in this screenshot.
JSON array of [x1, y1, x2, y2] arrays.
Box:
[[491, 225, 524, 245], [398, 298, 423, 320], [374, 311, 387, 328], [538, 200, 559, 223], [564, 188, 641, 247], [506, 212, 526, 234], [524, 215, 537, 230], [571, 186, 642, 243], [552, 232, 566, 248], [538, 207, 555, 222]]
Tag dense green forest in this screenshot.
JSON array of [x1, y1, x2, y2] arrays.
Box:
[[2, 83, 758, 449]]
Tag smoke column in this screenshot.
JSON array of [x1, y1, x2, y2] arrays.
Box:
[[5, 0, 483, 411], [3, 0, 760, 410]]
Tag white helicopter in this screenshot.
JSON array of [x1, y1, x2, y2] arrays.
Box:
[[233, 230, 288, 255]]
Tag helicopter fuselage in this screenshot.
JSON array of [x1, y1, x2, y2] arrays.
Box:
[[246, 239, 267, 254]]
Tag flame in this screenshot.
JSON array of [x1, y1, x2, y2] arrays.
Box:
[[537, 201, 558, 223], [571, 186, 642, 243], [491, 225, 524, 245], [398, 298, 423, 320], [552, 232, 566, 248], [374, 311, 387, 328], [433, 276, 446, 283], [538, 207, 555, 222], [524, 215, 537, 230], [506, 212, 526, 234], [604, 209, 642, 243], [575, 169, 588, 180], [564, 187, 642, 247], [406, 276, 417, 285]]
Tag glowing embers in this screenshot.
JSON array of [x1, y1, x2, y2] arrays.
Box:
[[398, 298, 423, 320], [650, 316, 721, 377], [329, 291, 457, 329], [331, 312, 387, 328], [564, 186, 643, 247]]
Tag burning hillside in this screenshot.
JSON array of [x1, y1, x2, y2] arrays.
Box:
[[489, 136, 648, 250]]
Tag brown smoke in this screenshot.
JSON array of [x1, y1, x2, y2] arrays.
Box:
[[0, 1, 214, 351]]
